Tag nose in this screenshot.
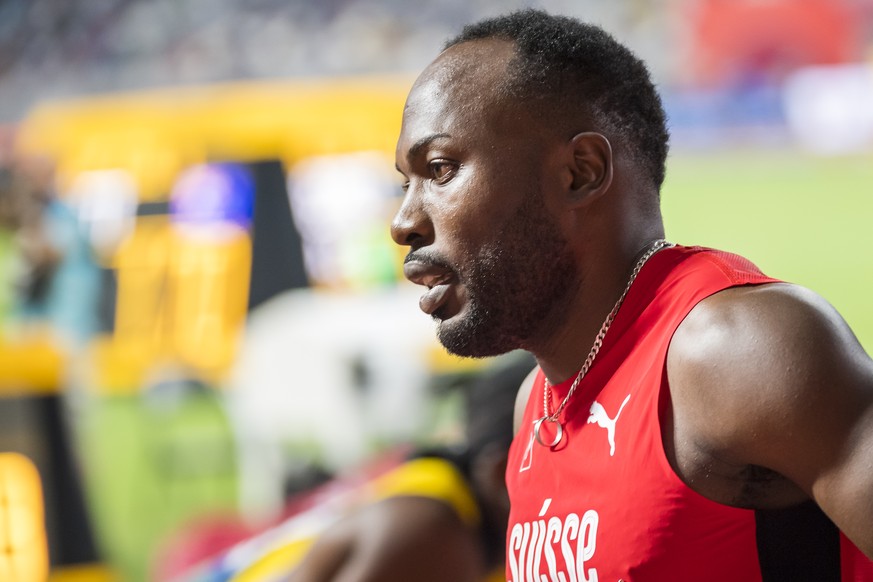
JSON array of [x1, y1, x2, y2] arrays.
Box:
[[390, 188, 433, 249]]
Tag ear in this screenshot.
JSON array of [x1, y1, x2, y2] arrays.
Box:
[[566, 131, 613, 206]]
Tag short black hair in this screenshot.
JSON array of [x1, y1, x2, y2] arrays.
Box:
[[445, 9, 670, 189]]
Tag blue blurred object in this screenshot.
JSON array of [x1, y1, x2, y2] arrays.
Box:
[[16, 199, 102, 343], [170, 164, 255, 229], [663, 84, 788, 149]]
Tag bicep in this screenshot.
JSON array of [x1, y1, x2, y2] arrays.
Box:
[[669, 283, 873, 557]]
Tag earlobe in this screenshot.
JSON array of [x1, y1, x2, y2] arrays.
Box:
[[568, 131, 613, 206]]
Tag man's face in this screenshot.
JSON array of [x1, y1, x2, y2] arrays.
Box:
[[391, 39, 578, 358]]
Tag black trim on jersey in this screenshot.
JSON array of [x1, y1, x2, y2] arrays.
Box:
[[756, 500, 840, 581]]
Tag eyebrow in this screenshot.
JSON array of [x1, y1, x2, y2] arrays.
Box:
[[406, 133, 451, 161]]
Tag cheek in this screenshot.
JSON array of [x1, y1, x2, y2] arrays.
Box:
[[426, 157, 538, 254], [435, 210, 489, 261], [427, 183, 498, 249]]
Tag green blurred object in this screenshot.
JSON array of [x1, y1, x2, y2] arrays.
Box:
[[663, 149, 873, 352], [77, 379, 239, 582], [0, 229, 15, 324]]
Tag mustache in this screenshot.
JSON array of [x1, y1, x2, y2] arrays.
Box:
[[403, 249, 455, 272]]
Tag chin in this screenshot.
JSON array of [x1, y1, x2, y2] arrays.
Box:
[[436, 313, 518, 359]]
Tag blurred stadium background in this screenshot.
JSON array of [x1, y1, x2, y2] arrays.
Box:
[[0, 0, 871, 580]]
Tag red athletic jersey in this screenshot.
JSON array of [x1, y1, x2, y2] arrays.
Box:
[[505, 245, 873, 582]]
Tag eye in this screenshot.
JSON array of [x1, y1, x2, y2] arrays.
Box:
[[395, 167, 410, 192], [428, 160, 457, 183]]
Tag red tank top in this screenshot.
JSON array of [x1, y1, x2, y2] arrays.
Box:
[[505, 245, 872, 581]]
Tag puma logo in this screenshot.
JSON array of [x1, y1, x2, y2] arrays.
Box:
[[587, 394, 631, 456]]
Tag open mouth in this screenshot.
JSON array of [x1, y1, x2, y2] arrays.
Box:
[[419, 281, 454, 316], [402, 259, 458, 316]]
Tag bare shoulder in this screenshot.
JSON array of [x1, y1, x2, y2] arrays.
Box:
[[514, 365, 540, 435], [666, 282, 873, 555], [668, 282, 873, 433], [293, 495, 482, 582], [356, 494, 477, 548]]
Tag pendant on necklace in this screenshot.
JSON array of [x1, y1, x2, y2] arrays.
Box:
[[534, 416, 563, 448]]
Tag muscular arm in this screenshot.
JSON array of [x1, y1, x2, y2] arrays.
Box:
[[667, 283, 873, 558], [288, 496, 483, 582]]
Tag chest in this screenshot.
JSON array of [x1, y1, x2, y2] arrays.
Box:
[[505, 365, 760, 582]]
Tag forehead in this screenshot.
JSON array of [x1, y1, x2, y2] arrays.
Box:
[[422, 38, 516, 99], [398, 39, 519, 153]]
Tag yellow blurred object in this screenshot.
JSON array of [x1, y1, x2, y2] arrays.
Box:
[[0, 453, 49, 582], [168, 225, 251, 376], [229, 540, 311, 582], [15, 76, 412, 201], [111, 216, 173, 369], [48, 564, 119, 582], [95, 216, 252, 391], [88, 335, 154, 395], [0, 335, 63, 395], [427, 344, 489, 375], [370, 457, 480, 527]]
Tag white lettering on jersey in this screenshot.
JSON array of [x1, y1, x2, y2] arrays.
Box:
[[508, 503, 599, 582], [520, 421, 536, 472], [586, 394, 631, 456]]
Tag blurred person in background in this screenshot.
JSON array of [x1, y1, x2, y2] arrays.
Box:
[[391, 9, 873, 581], [0, 145, 60, 322], [170, 352, 533, 582], [287, 352, 533, 582], [0, 134, 99, 343]]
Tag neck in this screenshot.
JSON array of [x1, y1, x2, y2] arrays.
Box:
[[530, 231, 666, 383]]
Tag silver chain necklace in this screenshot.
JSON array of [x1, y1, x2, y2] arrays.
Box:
[[533, 239, 673, 448]]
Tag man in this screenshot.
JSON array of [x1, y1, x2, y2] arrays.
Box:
[[391, 9, 873, 581]]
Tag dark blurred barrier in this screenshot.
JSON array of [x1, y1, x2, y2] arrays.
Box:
[[247, 160, 308, 311], [0, 339, 99, 572]]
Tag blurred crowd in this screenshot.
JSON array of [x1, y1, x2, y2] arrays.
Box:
[[1, 0, 672, 122], [4, 0, 873, 148]]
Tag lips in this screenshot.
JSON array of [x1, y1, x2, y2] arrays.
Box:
[[403, 259, 457, 316]]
